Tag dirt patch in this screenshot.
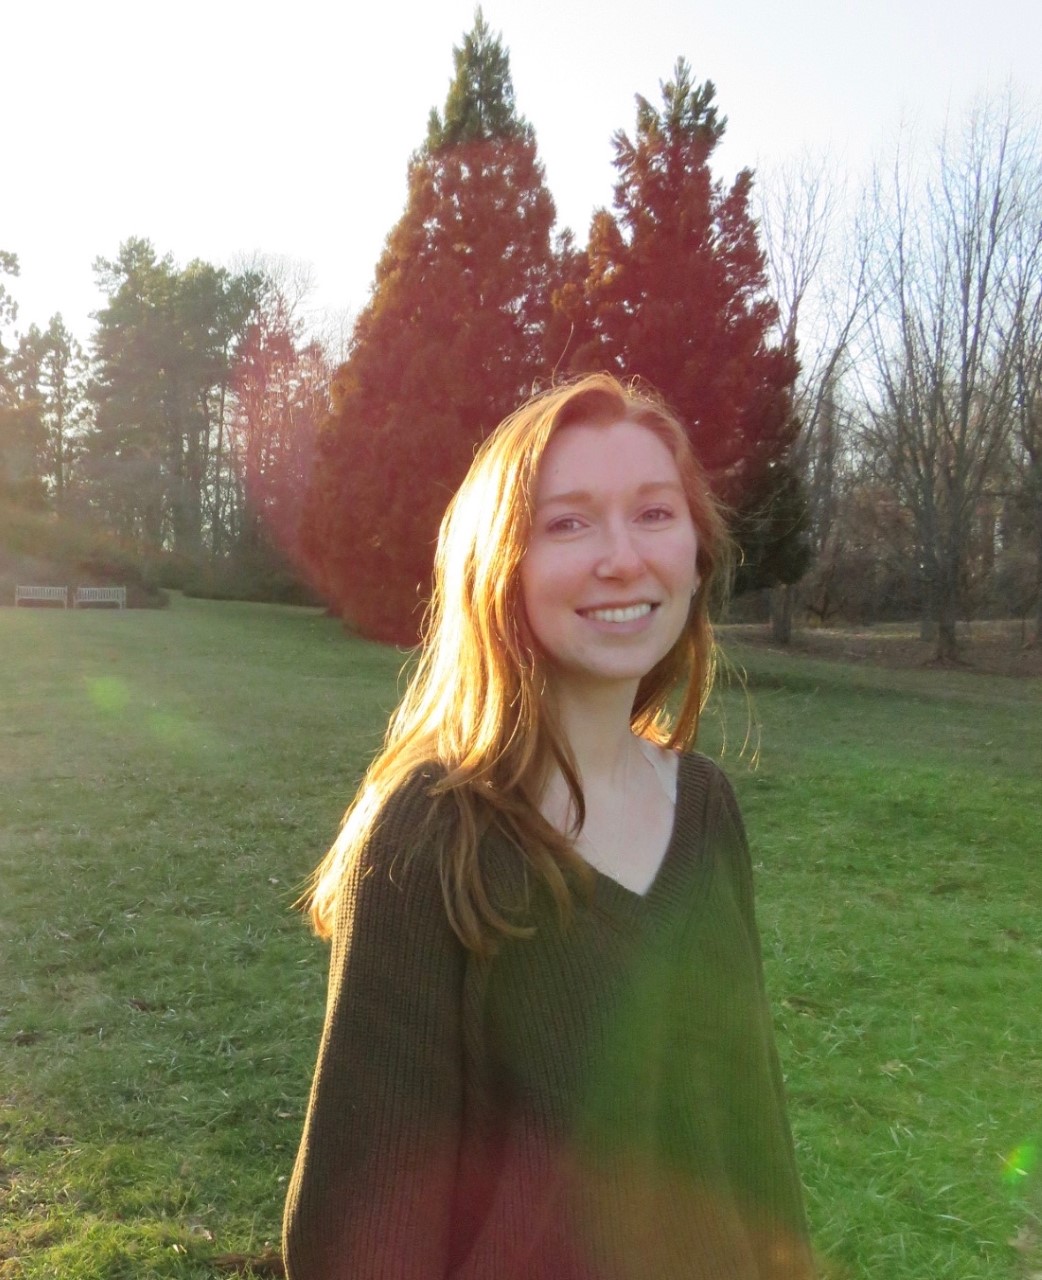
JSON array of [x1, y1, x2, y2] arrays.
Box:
[[724, 620, 1042, 679]]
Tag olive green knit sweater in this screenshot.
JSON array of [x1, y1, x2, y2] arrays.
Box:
[[283, 754, 813, 1279]]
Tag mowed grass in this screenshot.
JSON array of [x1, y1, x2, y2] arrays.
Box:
[[1, 595, 1040, 1278]]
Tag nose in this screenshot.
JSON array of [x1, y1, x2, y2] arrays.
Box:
[[594, 520, 644, 579]]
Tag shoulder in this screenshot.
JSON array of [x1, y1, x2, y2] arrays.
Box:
[[676, 751, 742, 820], [331, 763, 464, 969], [674, 751, 751, 866], [336, 764, 454, 927], [677, 754, 759, 925], [366, 763, 450, 859]]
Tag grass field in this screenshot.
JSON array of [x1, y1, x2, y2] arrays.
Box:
[[2, 594, 1040, 1279]]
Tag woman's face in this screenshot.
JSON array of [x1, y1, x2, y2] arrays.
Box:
[[520, 419, 699, 694]]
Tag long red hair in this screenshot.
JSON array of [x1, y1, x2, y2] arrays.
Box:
[[305, 373, 732, 953]]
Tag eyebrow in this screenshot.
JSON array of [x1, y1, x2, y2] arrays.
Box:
[[535, 480, 685, 509]]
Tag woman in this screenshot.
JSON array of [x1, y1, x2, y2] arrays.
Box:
[[283, 373, 814, 1279]]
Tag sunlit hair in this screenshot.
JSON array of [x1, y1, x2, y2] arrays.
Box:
[[305, 373, 734, 954]]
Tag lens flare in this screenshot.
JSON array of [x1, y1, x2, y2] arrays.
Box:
[[85, 675, 131, 713], [1002, 1141, 1038, 1186], [84, 675, 217, 755]]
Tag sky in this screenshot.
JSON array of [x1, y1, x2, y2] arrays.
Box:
[[5, 0, 1040, 349]]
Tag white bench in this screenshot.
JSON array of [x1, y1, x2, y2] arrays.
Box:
[[14, 585, 68, 608], [74, 586, 127, 609]]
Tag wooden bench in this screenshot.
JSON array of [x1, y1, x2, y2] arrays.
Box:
[[74, 586, 127, 609], [14, 585, 68, 608]]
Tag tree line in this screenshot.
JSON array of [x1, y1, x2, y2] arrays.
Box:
[[2, 12, 1039, 658], [0, 242, 330, 601], [760, 103, 1042, 657]]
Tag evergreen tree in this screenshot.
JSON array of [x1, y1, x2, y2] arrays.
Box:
[[88, 239, 191, 548], [0, 251, 17, 356], [0, 321, 47, 508], [37, 316, 87, 509], [427, 9, 526, 148], [302, 11, 557, 643], [0, 252, 21, 494], [2, 316, 88, 509], [572, 60, 809, 591], [88, 239, 255, 555]]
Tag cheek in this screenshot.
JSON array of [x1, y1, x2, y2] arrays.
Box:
[[519, 553, 549, 620], [519, 549, 575, 640], [655, 529, 698, 588]]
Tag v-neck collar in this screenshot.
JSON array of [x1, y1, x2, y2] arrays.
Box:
[[588, 752, 715, 918]]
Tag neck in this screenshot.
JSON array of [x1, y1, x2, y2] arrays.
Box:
[[550, 677, 642, 786]]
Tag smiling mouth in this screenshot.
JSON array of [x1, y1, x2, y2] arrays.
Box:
[[579, 603, 656, 624]]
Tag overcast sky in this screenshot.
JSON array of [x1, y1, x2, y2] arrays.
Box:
[[5, 0, 1040, 347]]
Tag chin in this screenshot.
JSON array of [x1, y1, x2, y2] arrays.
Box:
[[555, 652, 673, 688]]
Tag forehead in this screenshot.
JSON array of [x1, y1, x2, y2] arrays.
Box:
[[533, 418, 682, 503]]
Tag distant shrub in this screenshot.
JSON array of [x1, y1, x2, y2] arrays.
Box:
[[181, 543, 322, 607], [142, 550, 198, 592], [0, 502, 167, 608]]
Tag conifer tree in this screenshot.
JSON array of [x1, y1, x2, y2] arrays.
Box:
[[3, 317, 87, 509], [0, 252, 21, 492], [303, 11, 556, 643], [88, 240, 264, 556], [89, 240, 217, 551], [0, 251, 17, 349], [0, 320, 47, 508], [571, 60, 809, 592]]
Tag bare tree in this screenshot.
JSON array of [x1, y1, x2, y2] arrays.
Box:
[[856, 98, 1041, 661], [206, 254, 322, 561], [226, 260, 330, 569], [1005, 177, 1042, 642], [757, 152, 870, 637]]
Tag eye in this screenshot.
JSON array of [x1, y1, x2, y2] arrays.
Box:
[[545, 515, 586, 535], [638, 505, 674, 524]]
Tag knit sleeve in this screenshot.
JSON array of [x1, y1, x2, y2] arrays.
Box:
[[282, 773, 466, 1280]]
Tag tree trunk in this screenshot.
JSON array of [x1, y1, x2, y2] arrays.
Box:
[[919, 582, 938, 643], [933, 553, 960, 662], [935, 611, 959, 662], [770, 583, 794, 645], [1034, 518, 1042, 646]]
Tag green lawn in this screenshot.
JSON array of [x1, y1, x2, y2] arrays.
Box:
[[1, 595, 1039, 1278]]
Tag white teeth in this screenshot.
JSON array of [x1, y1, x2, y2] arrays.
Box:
[[584, 603, 653, 623]]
